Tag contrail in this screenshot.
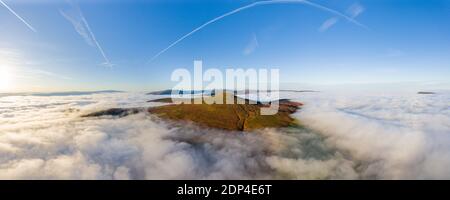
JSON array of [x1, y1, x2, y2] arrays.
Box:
[[61, 0, 113, 67], [148, 0, 367, 62], [0, 0, 36, 32], [80, 13, 112, 67]]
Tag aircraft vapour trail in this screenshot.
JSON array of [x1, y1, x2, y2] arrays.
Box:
[[61, 0, 113, 67], [80, 13, 112, 67], [148, 0, 367, 63], [0, 0, 36, 32]]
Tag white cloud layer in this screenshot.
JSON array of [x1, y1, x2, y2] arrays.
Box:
[[289, 91, 450, 179], [0, 91, 449, 179]]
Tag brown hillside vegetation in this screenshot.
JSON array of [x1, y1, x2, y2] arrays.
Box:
[[147, 92, 302, 131], [83, 92, 302, 131]]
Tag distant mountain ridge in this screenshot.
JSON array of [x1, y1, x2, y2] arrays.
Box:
[[0, 90, 123, 97], [147, 89, 319, 96], [147, 90, 214, 95]]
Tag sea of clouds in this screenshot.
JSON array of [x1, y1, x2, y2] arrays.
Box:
[[0, 91, 449, 179]]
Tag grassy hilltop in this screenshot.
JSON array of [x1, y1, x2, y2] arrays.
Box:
[[148, 92, 302, 131], [84, 92, 302, 131]]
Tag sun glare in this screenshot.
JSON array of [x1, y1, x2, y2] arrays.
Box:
[[0, 65, 13, 92]]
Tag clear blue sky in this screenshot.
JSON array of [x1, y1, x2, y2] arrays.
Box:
[[0, 0, 449, 92]]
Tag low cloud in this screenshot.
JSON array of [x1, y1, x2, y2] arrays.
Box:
[[290, 91, 450, 179], [0, 91, 449, 179]]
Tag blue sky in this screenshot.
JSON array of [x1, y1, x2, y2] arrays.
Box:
[[0, 0, 449, 92]]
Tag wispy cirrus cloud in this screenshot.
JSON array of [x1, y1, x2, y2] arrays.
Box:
[[26, 69, 73, 80], [319, 2, 365, 32], [60, 0, 113, 67], [243, 34, 259, 55], [0, 48, 73, 81], [0, 0, 36, 32], [319, 17, 338, 32], [148, 0, 367, 62], [385, 48, 406, 58], [347, 2, 365, 18]]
